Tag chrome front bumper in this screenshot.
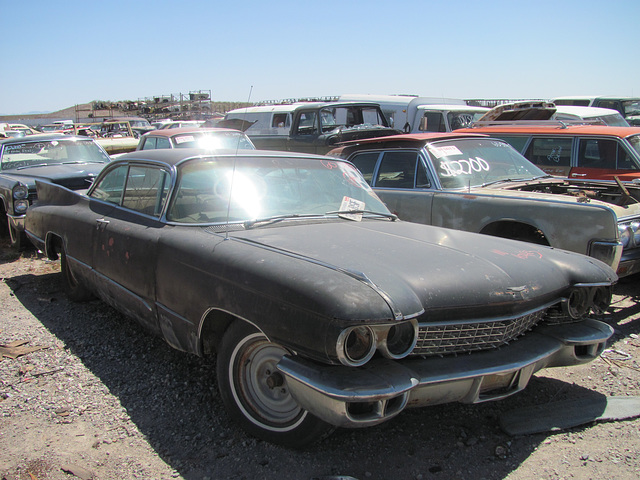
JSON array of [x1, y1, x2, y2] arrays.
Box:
[[7, 213, 25, 231], [277, 318, 613, 428]]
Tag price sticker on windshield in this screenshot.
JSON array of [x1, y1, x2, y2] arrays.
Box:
[[339, 196, 365, 222], [427, 145, 462, 159]]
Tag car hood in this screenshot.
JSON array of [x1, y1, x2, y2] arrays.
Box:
[[231, 220, 616, 322], [467, 177, 640, 218], [2, 163, 106, 189]]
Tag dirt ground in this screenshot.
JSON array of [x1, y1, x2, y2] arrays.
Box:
[[1, 243, 639, 480]]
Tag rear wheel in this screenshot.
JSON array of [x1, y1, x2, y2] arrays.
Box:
[[61, 250, 94, 302], [216, 320, 334, 447]]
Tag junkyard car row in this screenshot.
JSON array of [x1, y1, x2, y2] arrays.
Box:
[[2, 96, 639, 447]]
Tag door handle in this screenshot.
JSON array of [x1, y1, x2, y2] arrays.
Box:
[[95, 218, 110, 230], [571, 173, 587, 177]]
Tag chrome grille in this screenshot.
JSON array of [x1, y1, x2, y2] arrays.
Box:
[[412, 309, 547, 356]]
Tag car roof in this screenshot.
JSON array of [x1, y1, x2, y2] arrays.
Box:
[[415, 105, 489, 112], [338, 132, 489, 146], [227, 101, 385, 115], [143, 127, 242, 138], [114, 148, 335, 167], [553, 105, 622, 117], [552, 95, 640, 101], [456, 125, 640, 138]]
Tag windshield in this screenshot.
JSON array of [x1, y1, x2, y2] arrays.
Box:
[[426, 138, 546, 189], [447, 111, 487, 129], [622, 100, 640, 117], [628, 135, 640, 158], [319, 106, 387, 132], [171, 131, 255, 150], [167, 156, 390, 223], [0, 138, 111, 171], [600, 114, 630, 127], [40, 125, 66, 132]]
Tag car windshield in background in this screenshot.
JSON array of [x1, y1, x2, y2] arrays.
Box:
[[171, 131, 255, 150], [0, 138, 111, 171], [165, 156, 389, 223], [623, 100, 640, 117], [447, 111, 486, 129], [599, 114, 630, 127], [628, 135, 640, 158], [426, 138, 546, 189]]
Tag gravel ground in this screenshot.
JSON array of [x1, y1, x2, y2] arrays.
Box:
[[1, 244, 639, 480]]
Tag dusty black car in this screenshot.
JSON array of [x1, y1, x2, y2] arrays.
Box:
[[25, 148, 616, 447], [0, 134, 111, 248]]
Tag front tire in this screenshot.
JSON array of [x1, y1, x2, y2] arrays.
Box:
[[216, 321, 334, 447]]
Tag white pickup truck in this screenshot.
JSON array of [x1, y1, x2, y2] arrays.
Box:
[[339, 94, 489, 133]]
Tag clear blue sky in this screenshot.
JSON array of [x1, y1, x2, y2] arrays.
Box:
[[1, 0, 638, 114]]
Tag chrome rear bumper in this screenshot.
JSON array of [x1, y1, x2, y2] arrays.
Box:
[[277, 318, 613, 428]]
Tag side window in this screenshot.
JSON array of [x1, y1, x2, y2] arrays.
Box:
[[524, 137, 572, 167], [157, 137, 171, 149], [418, 112, 446, 132], [90, 165, 128, 204], [577, 138, 628, 170], [141, 137, 157, 150], [121, 166, 171, 216], [272, 114, 288, 128], [416, 158, 431, 188], [350, 152, 380, 185], [296, 111, 318, 135], [374, 151, 418, 188]]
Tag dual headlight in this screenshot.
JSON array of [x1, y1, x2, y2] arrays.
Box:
[[336, 320, 418, 367], [562, 285, 612, 319], [12, 184, 30, 214], [618, 220, 640, 248]]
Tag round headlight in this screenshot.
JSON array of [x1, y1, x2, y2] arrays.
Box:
[[378, 320, 418, 359], [631, 221, 640, 246], [13, 199, 29, 214], [618, 224, 631, 248], [337, 326, 376, 367], [13, 184, 29, 200], [591, 286, 612, 314], [563, 288, 589, 319]]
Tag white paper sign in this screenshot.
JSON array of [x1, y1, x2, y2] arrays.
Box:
[[339, 196, 365, 221]]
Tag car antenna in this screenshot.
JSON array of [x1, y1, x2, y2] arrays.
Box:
[[225, 85, 254, 239]]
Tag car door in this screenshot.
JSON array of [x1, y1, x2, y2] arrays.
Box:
[[349, 149, 436, 225], [88, 163, 171, 332], [287, 110, 321, 154], [572, 137, 639, 180]]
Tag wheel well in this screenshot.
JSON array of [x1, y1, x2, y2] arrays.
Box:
[[45, 233, 63, 260], [480, 221, 549, 246], [200, 309, 236, 356]]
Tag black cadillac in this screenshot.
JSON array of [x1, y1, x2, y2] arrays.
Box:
[[24, 148, 616, 447]]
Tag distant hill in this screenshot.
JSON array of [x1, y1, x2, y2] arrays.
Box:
[[0, 101, 251, 124]]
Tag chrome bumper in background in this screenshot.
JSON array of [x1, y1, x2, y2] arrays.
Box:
[[277, 318, 613, 428]]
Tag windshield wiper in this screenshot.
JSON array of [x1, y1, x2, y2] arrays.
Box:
[[16, 163, 53, 170], [243, 214, 320, 229], [325, 210, 397, 220], [481, 174, 552, 188]]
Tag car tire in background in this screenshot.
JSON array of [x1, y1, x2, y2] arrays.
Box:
[[216, 320, 334, 448]]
